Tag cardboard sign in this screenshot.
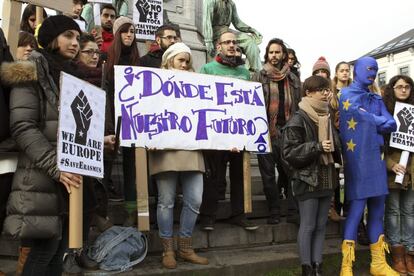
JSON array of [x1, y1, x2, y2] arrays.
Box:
[[390, 102, 414, 152], [133, 0, 163, 40], [57, 72, 106, 178], [114, 66, 271, 152]]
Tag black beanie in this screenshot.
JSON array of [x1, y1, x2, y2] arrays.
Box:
[[38, 15, 82, 48]]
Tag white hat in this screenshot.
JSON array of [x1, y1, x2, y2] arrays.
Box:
[[161, 42, 192, 65], [113, 16, 134, 35]]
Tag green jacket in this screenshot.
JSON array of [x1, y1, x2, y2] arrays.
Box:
[[200, 60, 250, 80]]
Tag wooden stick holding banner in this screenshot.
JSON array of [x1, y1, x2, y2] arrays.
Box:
[[69, 179, 83, 248], [135, 148, 150, 231], [2, 0, 22, 58], [243, 151, 252, 213]]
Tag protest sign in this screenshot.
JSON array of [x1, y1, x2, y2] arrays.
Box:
[[114, 66, 271, 153], [57, 72, 106, 178], [389, 102, 414, 184], [390, 102, 414, 152], [133, 0, 163, 40]]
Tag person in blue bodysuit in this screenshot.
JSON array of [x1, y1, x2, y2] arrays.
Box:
[[338, 57, 399, 276]]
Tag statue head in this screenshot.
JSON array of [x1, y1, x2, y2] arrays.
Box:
[[216, 31, 238, 57], [353, 56, 378, 88]]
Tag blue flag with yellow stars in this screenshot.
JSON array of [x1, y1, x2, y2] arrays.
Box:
[[339, 84, 396, 200]]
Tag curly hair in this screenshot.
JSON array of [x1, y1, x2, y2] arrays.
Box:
[[383, 75, 414, 114]]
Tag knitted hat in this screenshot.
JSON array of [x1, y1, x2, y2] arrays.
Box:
[[113, 16, 134, 35], [312, 56, 331, 76], [162, 42, 192, 65], [38, 15, 81, 48]]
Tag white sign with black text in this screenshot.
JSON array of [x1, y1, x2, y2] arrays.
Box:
[[57, 72, 106, 178], [133, 0, 163, 40]]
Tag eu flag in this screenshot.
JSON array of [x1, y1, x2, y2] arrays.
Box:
[[339, 83, 396, 200]]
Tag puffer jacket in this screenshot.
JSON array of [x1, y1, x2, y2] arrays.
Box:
[[282, 109, 342, 200], [1, 51, 66, 240]]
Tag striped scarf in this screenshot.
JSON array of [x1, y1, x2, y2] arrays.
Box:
[[263, 63, 292, 139]]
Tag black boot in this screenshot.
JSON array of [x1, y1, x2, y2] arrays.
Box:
[[62, 251, 82, 275], [312, 262, 322, 276], [301, 264, 313, 276]]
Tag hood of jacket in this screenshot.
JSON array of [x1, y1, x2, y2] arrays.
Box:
[[0, 60, 37, 85]]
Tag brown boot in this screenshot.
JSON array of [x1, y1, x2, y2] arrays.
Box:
[[391, 245, 407, 275], [16, 247, 31, 275], [161, 237, 176, 269], [406, 252, 414, 275], [177, 237, 208, 265], [328, 207, 345, 222]]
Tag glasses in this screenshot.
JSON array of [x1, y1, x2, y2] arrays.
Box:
[[394, 85, 411, 91], [81, 49, 101, 56], [160, 35, 178, 41], [219, 40, 238, 45]]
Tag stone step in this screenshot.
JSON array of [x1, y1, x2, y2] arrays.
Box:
[[109, 195, 290, 225], [0, 218, 342, 257], [0, 238, 370, 276]]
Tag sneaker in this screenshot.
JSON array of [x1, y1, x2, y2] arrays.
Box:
[[267, 214, 280, 225], [229, 216, 259, 231], [63, 251, 82, 275], [200, 215, 215, 231]]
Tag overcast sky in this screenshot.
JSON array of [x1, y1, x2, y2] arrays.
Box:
[[235, 0, 414, 78]]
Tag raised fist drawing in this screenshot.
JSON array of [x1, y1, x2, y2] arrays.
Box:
[[136, 0, 150, 22], [397, 107, 413, 133], [71, 90, 93, 145]]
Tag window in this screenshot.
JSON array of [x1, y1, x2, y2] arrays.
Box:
[[378, 72, 387, 87], [400, 66, 409, 76]]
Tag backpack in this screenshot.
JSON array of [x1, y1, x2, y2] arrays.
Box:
[[88, 226, 148, 272]]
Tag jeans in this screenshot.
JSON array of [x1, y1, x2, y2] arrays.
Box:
[[156, 171, 203, 238], [22, 217, 68, 276], [385, 189, 414, 251], [297, 196, 331, 265]]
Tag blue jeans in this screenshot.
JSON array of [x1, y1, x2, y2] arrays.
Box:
[[156, 171, 203, 238], [385, 189, 414, 251]]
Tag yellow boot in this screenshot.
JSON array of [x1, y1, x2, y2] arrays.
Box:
[[370, 235, 399, 276], [340, 240, 355, 276]]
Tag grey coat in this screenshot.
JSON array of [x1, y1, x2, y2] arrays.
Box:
[[1, 51, 65, 240]]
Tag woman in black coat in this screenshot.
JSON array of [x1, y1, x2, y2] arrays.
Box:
[[282, 76, 341, 276]]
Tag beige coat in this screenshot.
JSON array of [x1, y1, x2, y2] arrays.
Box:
[[148, 150, 205, 176], [386, 147, 414, 190]]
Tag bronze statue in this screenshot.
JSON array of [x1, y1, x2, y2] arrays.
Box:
[[203, 0, 263, 71]]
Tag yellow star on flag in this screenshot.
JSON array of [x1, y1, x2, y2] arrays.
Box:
[[347, 117, 357, 130], [343, 99, 352, 111], [346, 139, 356, 152]]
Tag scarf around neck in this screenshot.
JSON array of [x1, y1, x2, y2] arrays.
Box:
[[215, 53, 245, 67], [263, 62, 293, 139], [299, 97, 334, 165]]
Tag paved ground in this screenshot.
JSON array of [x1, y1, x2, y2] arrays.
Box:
[[0, 238, 372, 276]]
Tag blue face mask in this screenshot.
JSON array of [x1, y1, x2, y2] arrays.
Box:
[[354, 57, 378, 88]]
